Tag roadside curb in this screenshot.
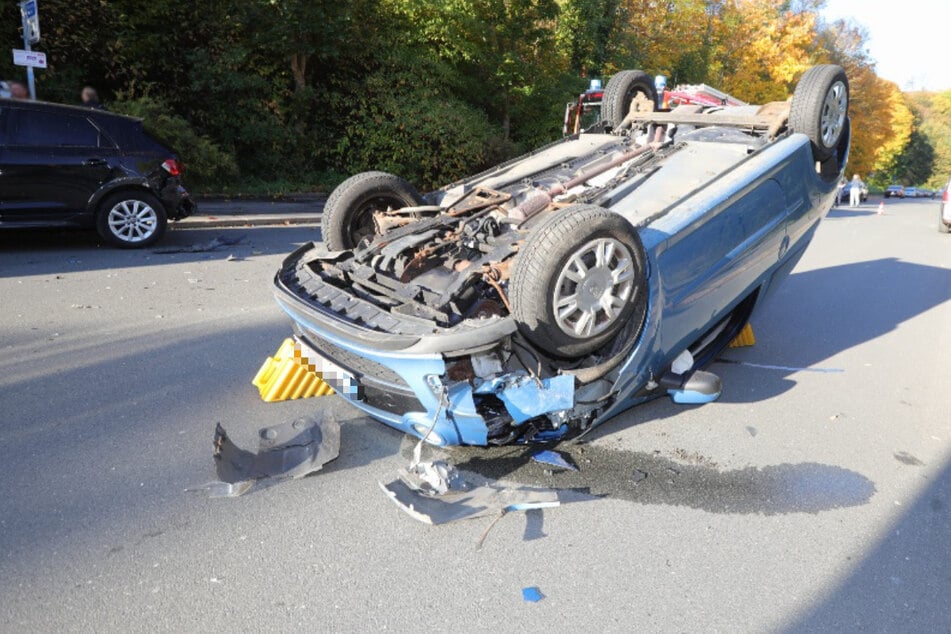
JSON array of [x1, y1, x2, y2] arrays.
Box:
[[175, 214, 322, 229]]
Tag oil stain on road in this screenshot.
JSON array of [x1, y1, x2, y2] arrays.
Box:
[[424, 441, 877, 515]]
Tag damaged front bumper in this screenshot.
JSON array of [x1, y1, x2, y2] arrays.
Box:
[[286, 328, 579, 447], [275, 280, 584, 445]]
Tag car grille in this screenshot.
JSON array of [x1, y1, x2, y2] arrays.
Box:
[[361, 384, 424, 415], [298, 329, 406, 386]]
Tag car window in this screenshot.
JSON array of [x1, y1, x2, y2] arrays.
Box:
[[4, 109, 107, 148]]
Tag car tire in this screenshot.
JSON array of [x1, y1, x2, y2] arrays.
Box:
[[322, 171, 423, 251], [601, 70, 657, 131], [510, 204, 648, 358], [789, 65, 849, 162], [96, 191, 167, 248]]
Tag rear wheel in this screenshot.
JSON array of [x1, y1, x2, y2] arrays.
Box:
[[790, 65, 849, 162], [96, 191, 167, 248], [510, 205, 648, 358], [321, 171, 423, 251], [601, 70, 657, 131]]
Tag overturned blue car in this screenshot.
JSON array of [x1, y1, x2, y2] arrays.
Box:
[[273, 65, 850, 446]]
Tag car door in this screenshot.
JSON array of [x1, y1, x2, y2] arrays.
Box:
[[0, 105, 115, 225]]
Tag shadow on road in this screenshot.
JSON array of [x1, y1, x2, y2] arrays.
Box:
[[0, 225, 322, 278], [784, 453, 951, 631], [0, 318, 395, 575]]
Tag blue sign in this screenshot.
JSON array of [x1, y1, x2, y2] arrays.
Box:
[[23, 1, 36, 18]]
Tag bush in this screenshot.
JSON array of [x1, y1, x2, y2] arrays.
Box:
[[332, 65, 508, 190], [110, 95, 240, 191]]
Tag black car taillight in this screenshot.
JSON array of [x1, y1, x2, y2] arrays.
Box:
[[162, 159, 183, 176]]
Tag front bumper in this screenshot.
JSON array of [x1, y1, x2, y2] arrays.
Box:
[[287, 319, 488, 447]]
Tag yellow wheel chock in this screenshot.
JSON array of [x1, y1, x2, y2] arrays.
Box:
[[252, 338, 335, 402], [728, 323, 756, 348]]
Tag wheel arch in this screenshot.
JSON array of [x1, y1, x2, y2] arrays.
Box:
[[88, 178, 160, 216]]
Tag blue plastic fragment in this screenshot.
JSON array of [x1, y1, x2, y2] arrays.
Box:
[[522, 586, 544, 603], [498, 375, 574, 424], [531, 449, 578, 471], [667, 388, 721, 404]]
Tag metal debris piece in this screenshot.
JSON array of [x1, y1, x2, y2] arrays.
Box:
[[400, 461, 468, 496], [531, 449, 578, 471], [206, 414, 340, 496], [379, 477, 559, 525], [522, 587, 545, 603], [498, 375, 574, 424], [153, 234, 246, 254]]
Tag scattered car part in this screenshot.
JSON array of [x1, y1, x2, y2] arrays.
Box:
[[152, 234, 246, 254], [379, 476, 559, 525], [209, 414, 340, 496], [522, 587, 545, 603], [531, 450, 578, 471]]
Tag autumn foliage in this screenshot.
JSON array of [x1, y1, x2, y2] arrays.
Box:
[[0, 0, 919, 190]]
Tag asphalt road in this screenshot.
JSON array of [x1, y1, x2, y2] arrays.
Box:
[[1, 196, 949, 632]]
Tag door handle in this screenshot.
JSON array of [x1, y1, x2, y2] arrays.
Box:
[[83, 158, 108, 167]]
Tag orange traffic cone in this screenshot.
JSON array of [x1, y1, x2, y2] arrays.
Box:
[[877, 200, 885, 215]]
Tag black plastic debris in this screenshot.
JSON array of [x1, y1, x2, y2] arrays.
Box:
[[153, 235, 246, 254], [199, 414, 340, 497]]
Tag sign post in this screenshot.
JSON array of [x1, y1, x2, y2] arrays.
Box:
[[18, 0, 40, 100]]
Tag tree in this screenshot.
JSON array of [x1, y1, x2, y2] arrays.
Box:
[[709, 0, 817, 103]]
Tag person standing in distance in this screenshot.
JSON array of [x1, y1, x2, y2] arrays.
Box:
[[81, 86, 104, 109], [849, 174, 865, 208]]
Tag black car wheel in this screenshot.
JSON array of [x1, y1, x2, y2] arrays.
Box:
[[789, 65, 849, 162], [96, 191, 167, 248], [510, 205, 648, 358], [321, 171, 424, 251], [601, 70, 657, 131]]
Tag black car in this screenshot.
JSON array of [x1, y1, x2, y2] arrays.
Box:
[[0, 99, 194, 247]]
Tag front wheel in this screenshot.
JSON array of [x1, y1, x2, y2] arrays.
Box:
[[96, 191, 167, 248], [789, 65, 849, 162], [510, 205, 648, 358], [321, 171, 423, 251]]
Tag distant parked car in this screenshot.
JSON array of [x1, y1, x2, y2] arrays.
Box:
[[939, 178, 951, 233], [884, 184, 905, 198], [904, 187, 919, 198], [0, 98, 194, 247]]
